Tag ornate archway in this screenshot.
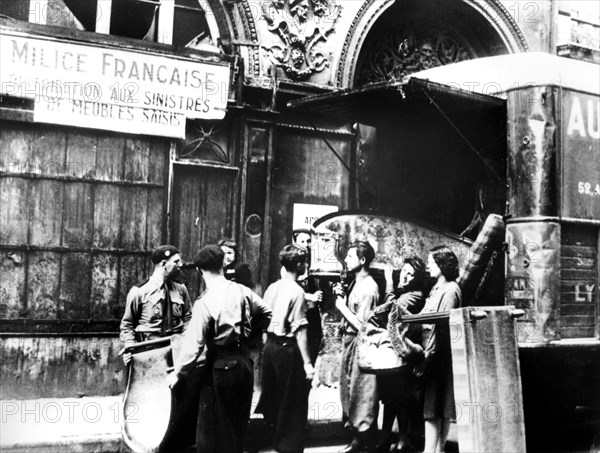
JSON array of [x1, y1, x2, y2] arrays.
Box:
[[336, 0, 530, 88]]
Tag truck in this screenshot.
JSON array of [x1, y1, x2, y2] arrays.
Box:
[[289, 52, 600, 452]]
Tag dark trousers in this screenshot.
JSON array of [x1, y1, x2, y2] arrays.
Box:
[[256, 336, 311, 453], [306, 306, 323, 364], [196, 348, 253, 453], [378, 368, 422, 446]]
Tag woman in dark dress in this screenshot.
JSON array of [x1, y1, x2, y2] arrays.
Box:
[[415, 246, 462, 453], [376, 256, 426, 453]]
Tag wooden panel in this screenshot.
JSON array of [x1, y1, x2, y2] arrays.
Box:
[[561, 245, 596, 258], [60, 253, 92, 319], [31, 126, 66, 176], [0, 252, 26, 318], [561, 290, 598, 303], [146, 188, 165, 250], [200, 168, 234, 243], [243, 125, 269, 293], [27, 252, 61, 319], [356, 123, 376, 209], [124, 138, 150, 182], [96, 135, 124, 181], [65, 130, 97, 178], [120, 187, 148, 250], [62, 182, 94, 247], [562, 227, 597, 246], [171, 166, 202, 254], [93, 185, 121, 249], [90, 253, 120, 320], [561, 304, 596, 316], [0, 177, 30, 244], [0, 122, 31, 163], [270, 129, 351, 283], [561, 269, 597, 280], [275, 132, 350, 199], [560, 226, 597, 339], [29, 180, 64, 246], [148, 140, 168, 185], [451, 307, 526, 453], [171, 166, 235, 256], [559, 326, 596, 338], [560, 314, 596, 327], [119, 255, 149, 307], [562, 257, 597, 269]]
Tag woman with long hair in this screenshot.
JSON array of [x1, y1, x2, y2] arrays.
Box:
[[416, 246, 462, 453], [218, 238, 254, 289], [376, 256, 427, 453]]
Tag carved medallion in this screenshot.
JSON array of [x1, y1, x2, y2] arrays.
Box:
[[355, 24, 474, 86], [261, 0, 341, 80]]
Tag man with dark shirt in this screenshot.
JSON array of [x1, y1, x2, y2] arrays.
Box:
[[256, 244, 315, 453], [292, 228, 323, 365], [168, 245, 272, 453], [120, 245, 192, 364]]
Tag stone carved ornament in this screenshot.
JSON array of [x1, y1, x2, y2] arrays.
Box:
[[356, 25, 473, 85], [261, 0, 341, 80]]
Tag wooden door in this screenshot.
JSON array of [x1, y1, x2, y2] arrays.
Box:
[[170, 164, 237, 300], [240, 119, 274, 295]]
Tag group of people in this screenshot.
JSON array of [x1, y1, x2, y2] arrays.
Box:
[[119, 233, 462, 453], [334, 242, 461, 453]]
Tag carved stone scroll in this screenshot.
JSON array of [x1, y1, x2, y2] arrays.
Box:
[[261, 0, 341, 80]]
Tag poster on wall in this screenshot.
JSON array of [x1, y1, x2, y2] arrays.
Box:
[[505, 222, 561, 343], [562, 90, 600, 219], [292, 203, 339, 230]]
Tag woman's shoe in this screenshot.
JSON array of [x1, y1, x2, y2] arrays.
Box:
[[339, 438, 364, 453], [394, 443, 412, 453], [375, 439, 392, 453]]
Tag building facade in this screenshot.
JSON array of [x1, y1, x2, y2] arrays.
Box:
[[0, 0, 598, 398]]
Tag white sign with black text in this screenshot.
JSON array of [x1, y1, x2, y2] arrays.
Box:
[[0, 31, 230, 138], [292, 203, 339, 230]]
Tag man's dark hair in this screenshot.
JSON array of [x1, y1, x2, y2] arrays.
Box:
[[279, 243, 308, 272], [430, 245, 459, 281], [402, 256, 427, 291], [217, 237, 237, 252], [349, 241, 375, 268], [292, 228, 311, 243], [194, 245, 225, 272]]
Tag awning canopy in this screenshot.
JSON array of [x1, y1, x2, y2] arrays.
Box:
[[410, 52, 600, 96], [287, 52, 599, 125], [287, 72, 505, 126]]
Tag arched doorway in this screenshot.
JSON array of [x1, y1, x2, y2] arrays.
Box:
[[337, 0, 529, 88], [321, 1, 525, 243]]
